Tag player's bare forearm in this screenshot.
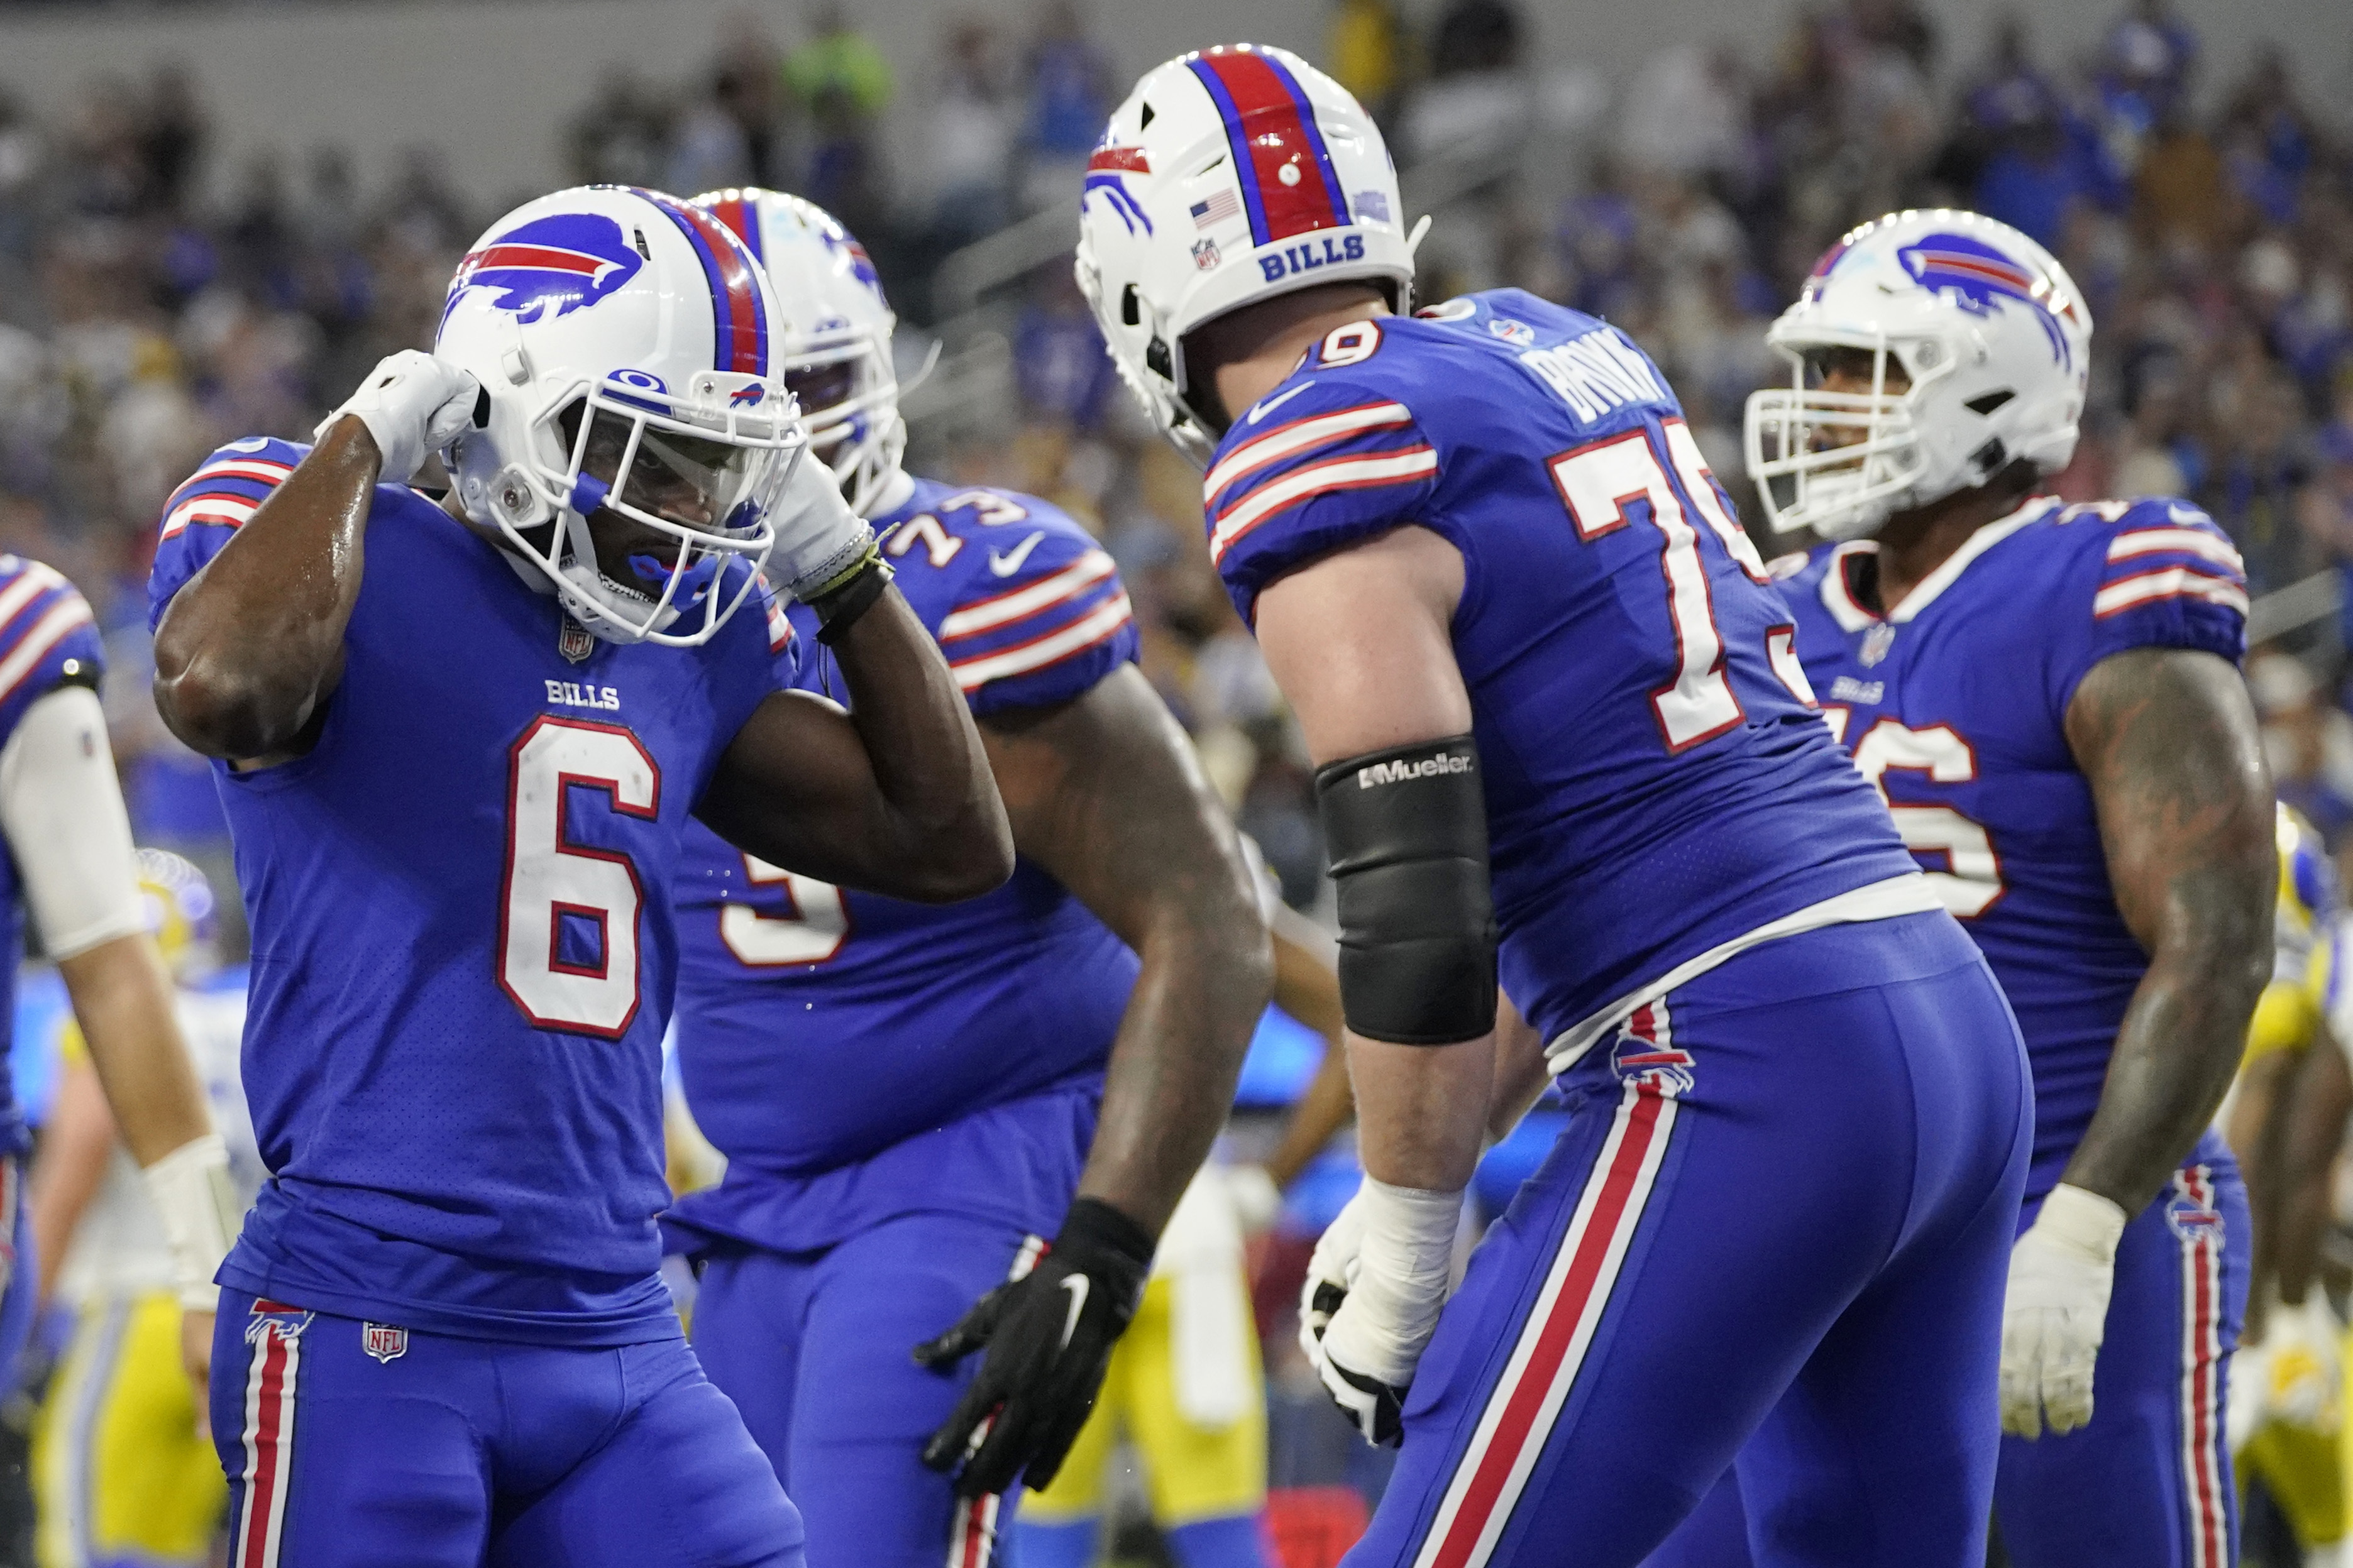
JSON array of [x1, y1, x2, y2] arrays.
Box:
[[1255, 526, 1487, 1193], [28, 1058, 115, 1308], [2271, 1034, 2352, 1307], [2061, 647, 2273, 1212], [981, 666, 1272, 1236], [56, 935, 212, 1168], [1351, 1033, 1494, 1191], [1260, 906, 1352, 1190], [1485, 992, 1550, 1142], [700, 587, 1011, 902], [152, 417, 378, 760]]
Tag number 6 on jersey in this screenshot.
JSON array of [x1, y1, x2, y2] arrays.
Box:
[[499, 716, 660, 1038]]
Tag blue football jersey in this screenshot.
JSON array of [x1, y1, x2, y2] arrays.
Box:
[[1204, 290, 1919, 1044], [150, 438, 780, 1344], [666, 477, 1142, 1253], [1781, 494, 2249, 1198], [0, 556, 105, 1156]]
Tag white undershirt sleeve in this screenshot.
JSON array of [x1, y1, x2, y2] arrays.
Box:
[[0, 684, 145, 960]]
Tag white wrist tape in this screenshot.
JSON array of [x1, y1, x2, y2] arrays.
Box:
[[2032, 1182, 2127, 1266], [142, 1133, 240, 1313], [1326, 1176, 1460, 1384]]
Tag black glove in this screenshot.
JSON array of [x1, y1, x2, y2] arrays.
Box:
[[913, 1197, 1154, 1496]]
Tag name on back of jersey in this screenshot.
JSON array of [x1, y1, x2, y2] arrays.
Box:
[[1516, 329, 1668, 423]]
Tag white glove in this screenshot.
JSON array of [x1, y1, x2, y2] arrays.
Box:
[[1299, 1178, 1458, 1445], [2000, 1183, 2125, 1438], [316, 350, 480, 485], [141, 1132, 243, 1313], [769, 442, 876, 603]]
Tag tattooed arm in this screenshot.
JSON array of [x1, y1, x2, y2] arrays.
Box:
[[2060, 646, 2274, 1211], [980, 663, 1274, 1236]]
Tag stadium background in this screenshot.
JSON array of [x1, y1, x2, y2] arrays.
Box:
[[0, 0, 2345, 1562]]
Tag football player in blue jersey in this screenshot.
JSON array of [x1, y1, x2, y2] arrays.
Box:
[[1728, 209, 2273, 1567], [0, 557, 233, 1409], [146, 185, 1011, 1568], [1076, 45, 2036, 1568], [660, 188, 1273, 1568]]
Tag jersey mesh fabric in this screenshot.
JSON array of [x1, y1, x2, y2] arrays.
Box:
[[668, 478, 1140, 1254], [1203, 289, 1919, 1044], [1783, 495, 2248, 1198], [150, 441, 778, 1342]]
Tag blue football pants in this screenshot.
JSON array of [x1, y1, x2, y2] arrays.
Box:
[[1642, 1139, 2250, 1568], [1995, 1139, 2249, 1567], [691, 1212, 1035, 1568], [210, 1289, 803, 1567], [1344, 911, 2032, 1568]]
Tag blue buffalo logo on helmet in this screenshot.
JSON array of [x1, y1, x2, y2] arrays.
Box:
[[1896, 232, 2079, 367], [444, 212, 646, 326]]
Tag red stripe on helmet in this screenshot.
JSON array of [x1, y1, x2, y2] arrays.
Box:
[[1086, 146, 1150, 173], [1193, 49, 1347, 244], [669, 199, 768, 377]]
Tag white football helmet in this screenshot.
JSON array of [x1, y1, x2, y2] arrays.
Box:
[[436, 185, 803, 645], [693, 189, 905, 516], [1075, 44, 1418, 463], [1743, 209, 2091, 540]]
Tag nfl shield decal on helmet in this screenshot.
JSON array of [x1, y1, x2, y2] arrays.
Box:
[[1191, 238, 1222, 271], [444, 212, 647, 327], [363, 1322, 409, 1364]]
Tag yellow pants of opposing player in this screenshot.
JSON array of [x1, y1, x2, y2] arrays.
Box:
[[1023, 1270, 1267, 1527], [33, 1291, 222, 1568]]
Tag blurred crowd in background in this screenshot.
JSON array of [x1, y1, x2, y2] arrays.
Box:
[[0, 0, 2342, 928]]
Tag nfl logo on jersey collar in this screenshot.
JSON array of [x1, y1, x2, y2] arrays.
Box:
[[1860, 623, 1897, 667], [559, 613, 594, 664]]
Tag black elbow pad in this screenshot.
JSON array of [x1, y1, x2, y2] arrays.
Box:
[[1314, 735, 1497, 1045]]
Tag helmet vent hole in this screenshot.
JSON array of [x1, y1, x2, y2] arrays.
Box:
[[632, 228, 652, 260], [1964, 390, 2015, 417], [1145, 337, 1173, 381], [1970, 437, 2008, 474], [471, 386, 492, 428], [1140, 102, 1155, 129], [1121, 283, 1142, 327]]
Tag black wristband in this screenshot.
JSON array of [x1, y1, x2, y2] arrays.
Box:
[[812, 554, 894, 645], [1055, 1197, 1156, 1276]]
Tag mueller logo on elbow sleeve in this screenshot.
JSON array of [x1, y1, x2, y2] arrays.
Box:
[[1355, 750, 1475, 788]]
